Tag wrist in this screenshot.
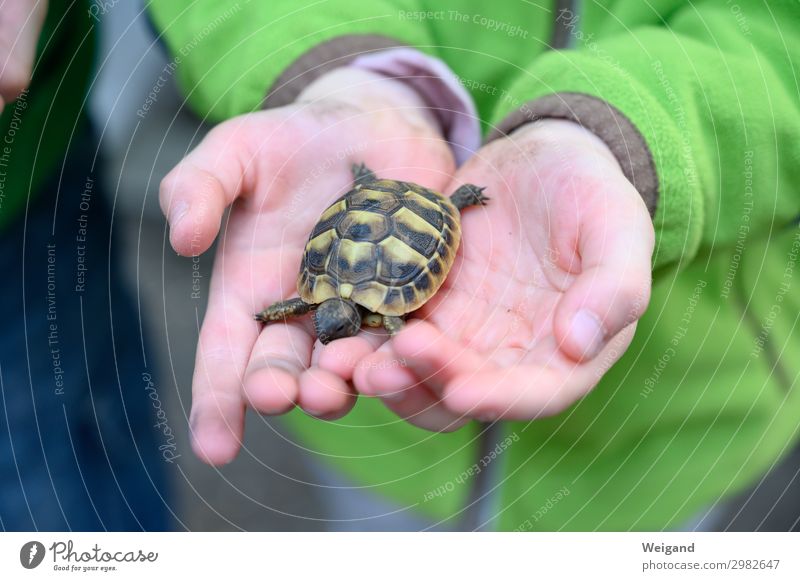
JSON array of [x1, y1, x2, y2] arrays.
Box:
[[510, 119, 622, 170], [296, 66, 442, 136], [489, 93, 658, 219]]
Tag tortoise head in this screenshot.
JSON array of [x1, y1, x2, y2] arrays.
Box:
[[313, 298, 361, 344]]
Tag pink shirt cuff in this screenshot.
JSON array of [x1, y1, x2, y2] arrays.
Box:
[[351, 48, 481, 166]]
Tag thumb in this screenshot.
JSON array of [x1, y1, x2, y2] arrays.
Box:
[[553, 178, 654, 362], [159, 120, 253, 256], [0, 0, 48, 104]]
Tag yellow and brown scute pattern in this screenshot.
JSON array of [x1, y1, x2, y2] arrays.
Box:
[[298, 180, 461, 316]]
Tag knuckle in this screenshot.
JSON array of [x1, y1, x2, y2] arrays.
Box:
[[248, 355, 303, 378], [192, 389, 242, 416]]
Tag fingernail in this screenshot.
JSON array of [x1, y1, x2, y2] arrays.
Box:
[[169, 200, 190, 227], [569, 309, 606, 359]]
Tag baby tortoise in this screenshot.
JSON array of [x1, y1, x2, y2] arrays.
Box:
[[255, 163, 488, 344]]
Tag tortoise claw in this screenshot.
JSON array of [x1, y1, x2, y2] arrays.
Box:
[[451, 184, 489, 211]]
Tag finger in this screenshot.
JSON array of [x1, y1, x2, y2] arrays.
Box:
[[554, 180, 653, 362], [190, 299, 257, 465], [0, 0, 47, 102], [444, 367, 569, 421], [297, 367, 357, 420], [316, 329, 387, 381], [443, 327, 636, 421], [159, 118, 254, 256], [243, 320, 314, 415], [381, 386, 470, 432], [389, 320, 491, 395], [352, 342, 467, 431], [353, 342, 417, 398]]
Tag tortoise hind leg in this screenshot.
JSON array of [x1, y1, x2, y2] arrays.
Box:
[[450, 184, 489, 212], [352, 162, 377, 187], [255, 298, 315, 323], [383, 315, 404, 336]]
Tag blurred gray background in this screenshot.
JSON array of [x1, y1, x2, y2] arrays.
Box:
[[89, 3, 799, 531]]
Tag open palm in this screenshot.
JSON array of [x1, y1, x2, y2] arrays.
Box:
[[160, 69, 456, 463], [352, 120, 655, 431]]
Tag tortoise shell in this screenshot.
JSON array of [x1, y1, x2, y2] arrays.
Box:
[[298, 179, 461, 316]]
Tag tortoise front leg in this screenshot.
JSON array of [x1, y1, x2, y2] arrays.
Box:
[[383, 315, 405, 336], [352, 162, 377, 187], [450, 184, 489, 212], [255, 298, 315, 323]]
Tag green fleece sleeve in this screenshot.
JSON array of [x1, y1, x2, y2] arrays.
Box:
[[488, 1, 800, 273], [145, 1, 439, 121]]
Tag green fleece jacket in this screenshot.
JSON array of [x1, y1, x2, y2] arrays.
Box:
[[148, 0, 800, 530], [0, 0, 94, 231]]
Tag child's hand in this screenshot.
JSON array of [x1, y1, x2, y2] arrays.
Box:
[[161, 67, 455, 464], [0, 0, 47, 111], [352, 119, 655, 430]]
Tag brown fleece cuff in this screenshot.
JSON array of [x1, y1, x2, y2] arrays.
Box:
[[263, 34, 407, 109], [487, 92, 659, 218]]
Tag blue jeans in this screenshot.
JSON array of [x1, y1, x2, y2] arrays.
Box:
[[0, 129, 171, 530]]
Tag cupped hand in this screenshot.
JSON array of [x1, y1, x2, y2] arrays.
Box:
[[353, 119, 655, 431], [160, 68, 455, 464]]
